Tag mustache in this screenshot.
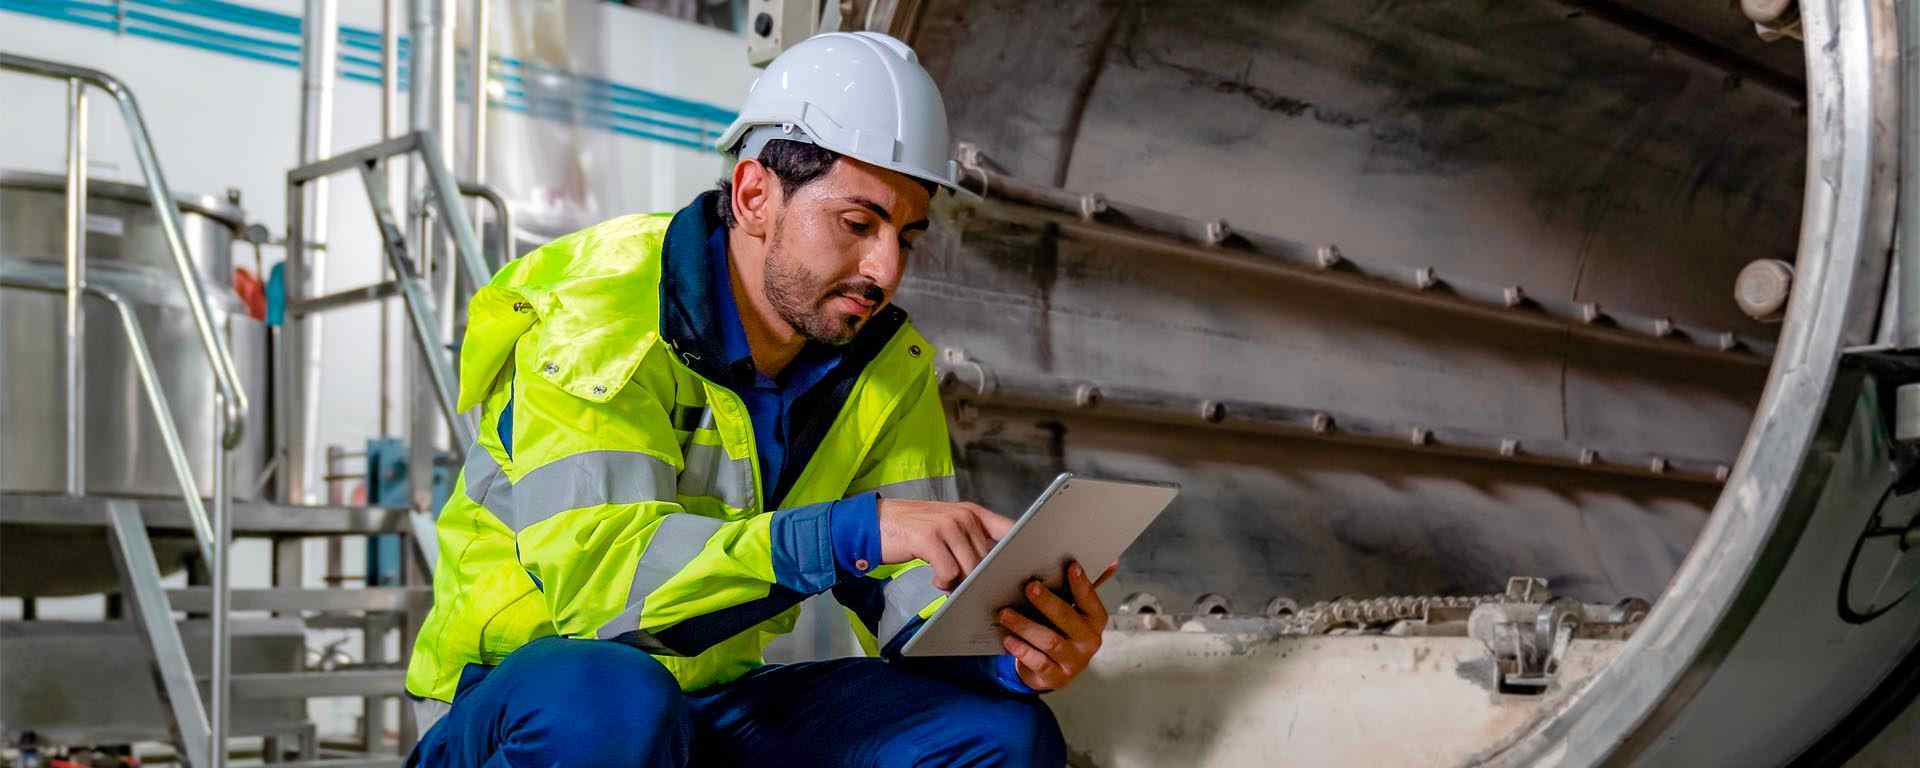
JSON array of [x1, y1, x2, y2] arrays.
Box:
[[827, 279, 885, 305]]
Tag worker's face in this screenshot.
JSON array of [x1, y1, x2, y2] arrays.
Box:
[[761, 157, 932, 345]]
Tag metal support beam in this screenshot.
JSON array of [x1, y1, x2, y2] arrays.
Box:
[[939, 355, 1731, 485], [106, 501, 212, 768], [290, 280, 405, 316], [955, 145, 1777, 367]]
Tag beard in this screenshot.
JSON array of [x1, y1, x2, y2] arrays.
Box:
[[763, 218, 884, 346]]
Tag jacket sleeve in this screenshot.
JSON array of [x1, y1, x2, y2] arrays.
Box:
[[502, 345, 840, 656], [829, 368, 961, 654]]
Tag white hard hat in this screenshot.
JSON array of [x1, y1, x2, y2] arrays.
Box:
[[716, 31, 958, 191]]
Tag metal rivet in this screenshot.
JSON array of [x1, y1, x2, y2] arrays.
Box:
[[1415, 267, 1439, 290], [1500, 438, 1520, 457], [1200, 400, 1226, 423], [1316, 244, 1344, 269], [543, 363, 559, 375], [592, 385, 608, 396], [1204, 219, 1232, 246], [1579, 449, 1599, 466], [1648, 457, 1668, 474], [1580, 303, 1605, 324], [1409, 427, 1432, 446], [1652, 318, 1675, 338], [854, 558, 870, 571], [1310, 412, 1332, 434], [1074, 383, 1102, 408], [1503, 286, 1527, 308], [909, 345, 922, 357]]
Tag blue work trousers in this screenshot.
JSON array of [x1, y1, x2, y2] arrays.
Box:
[[408, 636, 1067, 767]]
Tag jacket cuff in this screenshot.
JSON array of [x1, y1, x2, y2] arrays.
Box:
[[829, 492, 882, 579], [768, 501, 838, 594]]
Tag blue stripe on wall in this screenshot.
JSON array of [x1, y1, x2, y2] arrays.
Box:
[[1, 0, 738, 152]]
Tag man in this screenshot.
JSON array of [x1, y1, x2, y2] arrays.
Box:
[[404, 31, 1112, 767]]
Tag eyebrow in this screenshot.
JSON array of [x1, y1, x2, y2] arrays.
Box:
[[845, 195, 930, 233]]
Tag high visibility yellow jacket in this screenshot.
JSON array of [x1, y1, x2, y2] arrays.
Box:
[[405, 193, 955, 702]]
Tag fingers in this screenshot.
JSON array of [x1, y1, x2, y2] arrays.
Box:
[[1002, 635, 1064, 691], [958, 512, 995, 565], [1092, 560, 1120, 589], [1068, 562, 1111, 627], [1026, 578, 1090, 640], [998, 607, 1072, 661], [967, 503, 1015, 540], [919, 539, 962, 591]]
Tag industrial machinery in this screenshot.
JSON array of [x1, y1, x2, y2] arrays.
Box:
[[4, 0, 1918, 766], [761, 0, 1917, 764]]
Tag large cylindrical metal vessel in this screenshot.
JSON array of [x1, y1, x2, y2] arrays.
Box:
[[0, 171, 268, 595]]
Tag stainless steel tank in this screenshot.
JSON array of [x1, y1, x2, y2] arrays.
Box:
[[0, 171, 268, 595]]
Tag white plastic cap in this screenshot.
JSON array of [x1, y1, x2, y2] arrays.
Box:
[[717, 31, 958, 191]]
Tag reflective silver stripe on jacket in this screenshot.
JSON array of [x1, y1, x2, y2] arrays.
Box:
[[878, 566, 945, 645], [462, 445, 514, 523], [678, 442, 757, 510], [867, 475, 959, 502], [508, 450, 679, 531], [596, 513, 728, 643], [462, 445, 678, 532]]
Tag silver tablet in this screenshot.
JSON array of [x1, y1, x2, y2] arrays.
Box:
[[900, 473, 1180, 657]]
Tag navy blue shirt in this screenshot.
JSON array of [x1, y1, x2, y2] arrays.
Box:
[[706, 227, 884, 583], [707, 230, 1028, 694]]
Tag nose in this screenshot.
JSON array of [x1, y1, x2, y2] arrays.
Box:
[[861, 238, 906, 297]]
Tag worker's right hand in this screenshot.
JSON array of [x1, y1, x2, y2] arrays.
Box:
[[876, 499, 1015, 591]]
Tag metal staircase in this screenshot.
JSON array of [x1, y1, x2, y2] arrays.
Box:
[[0, 53, 487, 768]]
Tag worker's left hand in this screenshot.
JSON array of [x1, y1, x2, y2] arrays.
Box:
[[995, 560, 1118, 692]]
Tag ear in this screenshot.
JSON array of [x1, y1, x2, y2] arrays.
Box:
[[730, 159, 778, 238]]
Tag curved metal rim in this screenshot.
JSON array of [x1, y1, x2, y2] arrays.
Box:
[[1474, 0, 1899, 765], [0, 169, 247, 232]]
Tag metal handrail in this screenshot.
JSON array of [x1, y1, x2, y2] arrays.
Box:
[[0, 53, 241, 768], [459, 180, 515, 270], [0, 52, 252, 447], [0, 276, 219, 563]]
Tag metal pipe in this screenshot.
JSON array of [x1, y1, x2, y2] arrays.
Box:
[[1900, 0, 1920, 349], [295, 0, 340, 504], [64, 78, 88, 496], [954, 146, 1776, 367], [937, 356, 1731, 485], [408, 0, 446, 512], [1, 277, 217, 563], [381, 0, 403, 437], [459, 181, 514, 268], [468, 0, 490, 204], [0, 54, 251, 447], [209, 391, 231, 768]]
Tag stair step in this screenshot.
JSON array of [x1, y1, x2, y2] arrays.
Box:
[[2, 492, 409, 535], [168, 587, 428, 613], [211, 670, 409, 699]]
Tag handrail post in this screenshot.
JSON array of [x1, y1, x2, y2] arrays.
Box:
[[209, 393, 231, 768], [64, 78, 89, 496]]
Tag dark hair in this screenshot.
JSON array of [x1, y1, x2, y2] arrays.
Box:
[[715, 139, 842, 229]]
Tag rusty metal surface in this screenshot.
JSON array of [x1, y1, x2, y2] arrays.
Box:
[[901, 0, 1793, 609]]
